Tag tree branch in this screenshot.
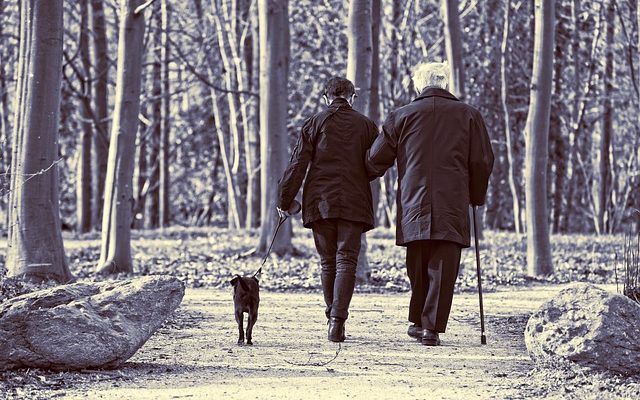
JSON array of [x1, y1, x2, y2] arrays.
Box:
[[167, 36, 258, 98], [135, 0, 158, 16]]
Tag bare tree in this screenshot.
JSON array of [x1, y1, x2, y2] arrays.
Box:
[[7, 0, 72, 282], [441, 0, 464, 100], [369, 0, 381, 234], [500, 0, 523, 233], [524, 0, 555, 276], [598, 0, 615, 234], [98, 0, 149, 274], [256, 0, 292, 254], [0, 0, 12, 221], [244, 0, 261, 229], [145, 1, 165, 230], [346, 0, 373, 283], [212, 0, 245, 229], [77, 0, 93, 233], [159, 0, 170, 227], [90, 0, 111, 231]]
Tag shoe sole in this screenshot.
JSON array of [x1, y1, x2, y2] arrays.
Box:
[[421, 339, 441, 346]]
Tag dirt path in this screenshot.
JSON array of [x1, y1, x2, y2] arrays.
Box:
[[16, 284, 589, 400]]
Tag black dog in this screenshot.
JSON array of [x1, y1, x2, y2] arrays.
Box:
[[230, 268, 261, 345]]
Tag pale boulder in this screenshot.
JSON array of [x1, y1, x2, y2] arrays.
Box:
[[0, 276, 184, 370], [525, 283, 640, 375]]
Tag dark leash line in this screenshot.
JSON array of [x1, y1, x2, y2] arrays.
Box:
[[261, 214, 287, 267], [472, 206, 487, 345], [260, 200, 301, 269]]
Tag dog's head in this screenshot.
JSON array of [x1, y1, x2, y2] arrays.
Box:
[[230, 268, 261, 293], [230, 274, 249, 291]]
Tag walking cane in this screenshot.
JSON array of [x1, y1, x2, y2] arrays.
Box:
[[261, 200, 302, 266], [472, 206, 487, 345]]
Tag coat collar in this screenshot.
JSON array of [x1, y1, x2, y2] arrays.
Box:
[[328, 97, 352, 110], [413, 87, 459, 102]]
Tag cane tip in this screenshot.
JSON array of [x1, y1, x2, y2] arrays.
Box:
[[481, 335, 487, 345]]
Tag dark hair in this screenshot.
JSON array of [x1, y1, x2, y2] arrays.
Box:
[[324, 77, 355, 98]]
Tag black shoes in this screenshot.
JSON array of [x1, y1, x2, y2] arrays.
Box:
[[407, 324, 422, 339], [328, 317, 346, 342], [421, 329, 441, 346], [409, 324, 441, 345]]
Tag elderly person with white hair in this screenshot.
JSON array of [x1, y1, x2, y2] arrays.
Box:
[[366, 62, 494, 346]]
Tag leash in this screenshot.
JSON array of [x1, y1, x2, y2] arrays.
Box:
[[261, 214, 288, 267]]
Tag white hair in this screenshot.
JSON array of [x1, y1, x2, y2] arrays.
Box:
[[411, 62, 450, 93]]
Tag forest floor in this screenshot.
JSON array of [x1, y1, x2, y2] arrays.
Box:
[[1, 227, 639, 399]]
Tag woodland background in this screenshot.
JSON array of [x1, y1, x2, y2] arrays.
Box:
[[0, 0, 639, 284]]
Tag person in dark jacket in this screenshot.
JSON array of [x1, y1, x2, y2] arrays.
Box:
[[366, 62, 494, 346], [277, 77, 378, 342]]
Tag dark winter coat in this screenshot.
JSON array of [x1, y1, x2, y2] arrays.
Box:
[[366, 88, 494, 247], [277, 98, 378, 231]]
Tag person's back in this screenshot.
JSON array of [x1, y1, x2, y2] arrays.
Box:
[[302, 98, 377, 229], [384, 87, 490, 246], [277, 77, 377, 343], [366, 62, 494, 347]]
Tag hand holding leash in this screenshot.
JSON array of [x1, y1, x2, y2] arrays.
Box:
[[262, 200, 302, 266]]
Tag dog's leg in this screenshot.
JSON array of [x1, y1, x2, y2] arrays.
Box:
[[246, 309, 258, 345], [235, 310, 245, 345]]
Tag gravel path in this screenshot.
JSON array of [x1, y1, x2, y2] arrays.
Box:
[[43, 285, 583, 400]]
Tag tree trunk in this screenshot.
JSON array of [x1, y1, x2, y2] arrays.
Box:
[[244, 0, 261, 229], [369, 0, 381, 229], [550, 43, 566, 234], [563, 0, 580, 233], [135, 118, 148, 228], [599, 0, 614, 234], [500, 0, 522, 233], [7, 0, 72, 282], [347, 0, 373, 283], [159, 0, 170, 227], [257, 0, 292, 255], [90, 0, 110, 231], [636, 0, 640, 232], [347, 0, 372, 116], [0, 0, 11, 227], [548, 1, 563, 234], [370, 0, 381, 127], [524, 0, 555, 276], [146, 4, 163, 230], [98, 0, 147, 274], [77, 0, 93, 233], [441, 0, 464, 100]]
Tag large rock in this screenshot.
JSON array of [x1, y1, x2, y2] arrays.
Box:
[[525, 283, 640, 375], [0, 276, 184, 371]]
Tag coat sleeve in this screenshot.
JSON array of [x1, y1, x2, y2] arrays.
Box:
[[277, 118, 314, 209], [366, 112, 397, 180], [468, 111, 494, 206]]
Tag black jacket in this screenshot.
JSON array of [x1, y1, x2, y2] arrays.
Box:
[[366, 88, 494, 247], [278, 98, 378, 231]]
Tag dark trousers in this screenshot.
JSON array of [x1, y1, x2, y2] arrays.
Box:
[[406, 240, 462, 333], [311, 218, 363, 320]]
